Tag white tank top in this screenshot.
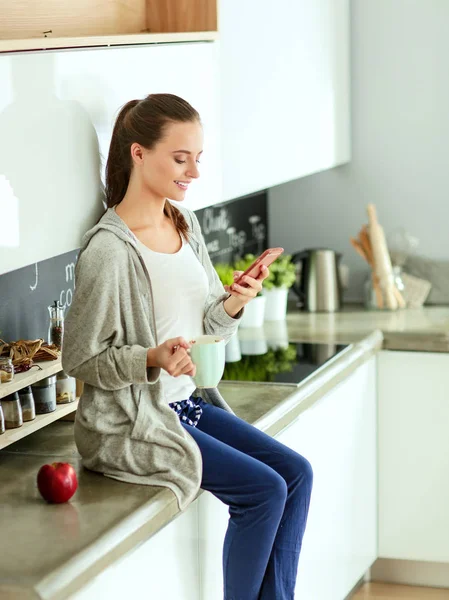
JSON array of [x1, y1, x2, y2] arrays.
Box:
[[136, 235, 209, 404]]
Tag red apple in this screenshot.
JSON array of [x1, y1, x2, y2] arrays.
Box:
[[37, 462, 78, 504]]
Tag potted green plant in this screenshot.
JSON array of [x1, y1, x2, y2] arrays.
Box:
[[238, 325, 268, 356], [262, 254, 296, 321], [264, 319, 289, 350], [214, 262, 242, 362], [223, 343, 297, 383], [214, 263, 235, 289], [234, 254, 266, 328]]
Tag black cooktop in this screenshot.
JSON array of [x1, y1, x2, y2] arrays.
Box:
[[222, 338, 350, 385]]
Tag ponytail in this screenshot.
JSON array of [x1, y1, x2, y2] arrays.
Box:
[[164, 200, 190, 241], [105, 99, 139, 208]]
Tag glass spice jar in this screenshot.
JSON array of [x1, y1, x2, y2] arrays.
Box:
[[31, 376, 56, 414], [2, 392, 23, 429], [56, 371, 76, 404], [364, 266, 407, 310], [0, 403, 5, 434], [0, 357, 14, 384], [48, 300, 65, 350], [18, 386, 36, 421]]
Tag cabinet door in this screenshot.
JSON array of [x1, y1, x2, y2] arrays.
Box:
[[72, 500, 200, 600], [219, 0, 350, 201], [378, 350, 449, 563], [0, 42, 221, 275], [198, 491, 229, 600], [276, 358, 377, 600]]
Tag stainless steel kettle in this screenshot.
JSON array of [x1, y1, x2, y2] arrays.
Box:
[[291, 248, 343, 312]]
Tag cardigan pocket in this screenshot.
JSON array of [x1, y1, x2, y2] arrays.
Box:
[[130, 390, 150, 442], [112, 385, 141, 433]]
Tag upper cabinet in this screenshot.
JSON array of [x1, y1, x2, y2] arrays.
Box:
[[219, 0, 351, 201], [0, 42, 221, 274], [0, 0, 218, 52]]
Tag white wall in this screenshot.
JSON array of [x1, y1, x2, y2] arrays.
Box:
[[268, 0, 449, 300]]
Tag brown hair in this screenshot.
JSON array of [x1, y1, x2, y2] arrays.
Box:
[[105, 93, 200, 239]]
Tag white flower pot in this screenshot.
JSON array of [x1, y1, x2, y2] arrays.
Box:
[[238, 327, 268, 356], [239, 295, 266, 329], [264, 320, 289, 350], [263, 287, 289, 321], [225, 331, 242, 363]]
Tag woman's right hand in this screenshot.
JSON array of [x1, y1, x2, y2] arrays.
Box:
[[147, 337, 196, 378]]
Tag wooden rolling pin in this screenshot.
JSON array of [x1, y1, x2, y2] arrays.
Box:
[[350, 236, 384, 309], [360, 225, 390, 308], [366, 204, 401, 310], [364, 213, 406, 308]]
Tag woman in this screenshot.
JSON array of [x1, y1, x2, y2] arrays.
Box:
[[62, 93, 313, 600]]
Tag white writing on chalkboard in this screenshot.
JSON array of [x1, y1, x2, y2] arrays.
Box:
[[227, 227, 247, 253], [202, 207, 230, 235], [206, 240, 220, 253], [197, 195, 267, 264], [249, 215, 266, 254], [205, 217, 266, 261], [29, 263, 39, 291], [65, 262, 75, 284], [60, 258, 77, 308]]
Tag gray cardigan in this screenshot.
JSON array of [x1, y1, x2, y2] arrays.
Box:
[[62, 204, 242, 510]]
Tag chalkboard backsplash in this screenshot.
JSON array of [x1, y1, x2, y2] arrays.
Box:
[[0, 191, 267, 342], [199, 191, 267, 264]]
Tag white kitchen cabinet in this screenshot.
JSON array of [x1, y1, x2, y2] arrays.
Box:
[[198, 358, 377, 600], [198, 490, 229, 599], [277, 357, 377, 600], [71, 500, 200, 600], [0, 41, 221, 275], [219, 0, 351, 201], [378, 350, 449, 563]]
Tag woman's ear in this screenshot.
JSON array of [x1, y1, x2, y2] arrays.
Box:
[[130, 143, 145, 165]]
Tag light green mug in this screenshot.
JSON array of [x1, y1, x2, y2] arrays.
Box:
[[189, 335, 226, 388]]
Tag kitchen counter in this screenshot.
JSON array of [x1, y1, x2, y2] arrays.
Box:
[[1, 304, 448, 599], [285, 303, 449, 352]]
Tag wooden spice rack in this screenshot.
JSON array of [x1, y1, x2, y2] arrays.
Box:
[[0, 358, 62, 400], [0, 358, 78, 451], [0, 399, 79, 450]]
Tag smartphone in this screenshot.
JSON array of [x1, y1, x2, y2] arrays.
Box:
[[233, 248, 284, 288]]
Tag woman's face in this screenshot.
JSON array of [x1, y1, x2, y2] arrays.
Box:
[[131, 120, 203, 202]]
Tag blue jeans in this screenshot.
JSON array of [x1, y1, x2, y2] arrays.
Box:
[[181, 398, 313, 600]]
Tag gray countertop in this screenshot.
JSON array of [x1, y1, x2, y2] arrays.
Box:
[[1, 304, 448, 599], [285, 303, 449, 351]]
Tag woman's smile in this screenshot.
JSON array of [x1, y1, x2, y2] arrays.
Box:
[[174, 180, 191, 191]]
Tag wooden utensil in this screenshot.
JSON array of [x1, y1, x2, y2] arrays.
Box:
[[362, 222, 406, 308], [371, 271, 385, 309], [360, 226, 385, 308], [359, 225, 374, 264], [350, 236, 368, 262], [350, 237, 384, 308], [366, 204, 398, 310]]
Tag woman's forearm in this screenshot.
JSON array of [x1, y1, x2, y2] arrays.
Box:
[[223, 295, 245, 318]]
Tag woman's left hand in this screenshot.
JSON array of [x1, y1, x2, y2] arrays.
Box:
[[224, 265, 270, 306]]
